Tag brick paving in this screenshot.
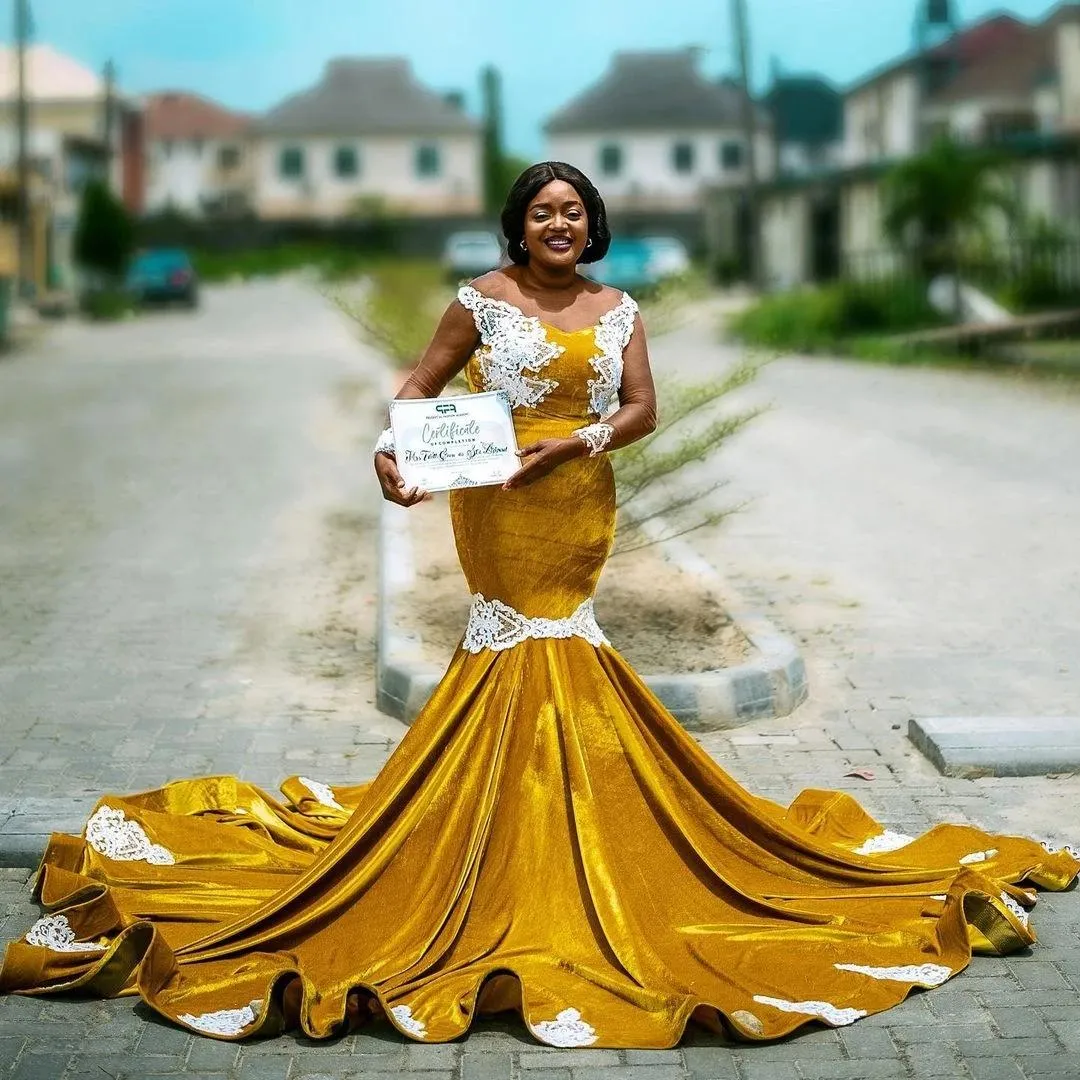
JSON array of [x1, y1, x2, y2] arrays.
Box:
[[0, 283, 1077, 1078]]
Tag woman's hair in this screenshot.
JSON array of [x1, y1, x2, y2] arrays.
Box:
[[501, 161, 611, 265]]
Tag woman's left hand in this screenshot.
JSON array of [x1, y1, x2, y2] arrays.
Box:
[[502, 438, 584, 490]]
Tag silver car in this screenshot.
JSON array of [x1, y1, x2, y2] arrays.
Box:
[[443, 231, 504, 282]]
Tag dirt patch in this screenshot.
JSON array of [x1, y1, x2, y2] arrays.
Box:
[[397, 500, 752, 674]]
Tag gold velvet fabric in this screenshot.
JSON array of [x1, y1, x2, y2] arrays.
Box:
[[1, 322, 1077, 1049]]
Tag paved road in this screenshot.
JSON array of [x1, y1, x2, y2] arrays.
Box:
[[0, 282, 1077, 1080]]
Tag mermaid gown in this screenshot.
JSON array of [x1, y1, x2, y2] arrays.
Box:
[[1, 285, 1076, 1049]]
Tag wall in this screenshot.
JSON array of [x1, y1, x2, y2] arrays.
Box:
[[145, 135, 253, 215], [843, 72, 918, 165], [253, 133, 482, 218], [546, 129, 775, 211], [1058, 18, 1080, 129], [760, 193, 808, 288]]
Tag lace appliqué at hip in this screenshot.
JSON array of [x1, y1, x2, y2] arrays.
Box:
[[24, 914, 105, 953], [574, 423, 615, 456], [587, 294, 637, 418], [178, 999, 262, 1037], [85, 805, 175, 865], [462, 594, 609, 653], [457, 285, 563, 409]]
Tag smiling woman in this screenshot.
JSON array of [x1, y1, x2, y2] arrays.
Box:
[[3, 161, 1077, 1052]]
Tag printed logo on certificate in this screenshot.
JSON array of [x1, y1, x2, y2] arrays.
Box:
[[388, 391, 520, 493]]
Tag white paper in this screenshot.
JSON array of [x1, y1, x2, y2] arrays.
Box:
[[389, 391, 520, 493]]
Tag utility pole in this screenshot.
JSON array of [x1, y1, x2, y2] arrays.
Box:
[[102, 59, 116, 176], [731, 0, 762, 289], [15, 0, 32, 298]]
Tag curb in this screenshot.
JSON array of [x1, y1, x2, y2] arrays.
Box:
[[376, 501, 809, 731]]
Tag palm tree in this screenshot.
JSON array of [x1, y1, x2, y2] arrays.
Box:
[[883, 137, 1015, 319]]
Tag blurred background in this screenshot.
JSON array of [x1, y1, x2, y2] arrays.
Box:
[[0, 0, 1077, 355]]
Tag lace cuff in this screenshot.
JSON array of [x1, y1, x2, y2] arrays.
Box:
[[374, 427, 396, 457], [573, 423, 615, 457]]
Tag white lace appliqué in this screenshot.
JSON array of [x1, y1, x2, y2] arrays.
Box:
[[573, 422, 615, 456], [753, 995, 867, 1027], [391, 1004, 427, 1038], [999, 891, 1030, 928], [531, 1006, 598, 1047], [24, 914, 105, 954], [178, 999, 262, 1037], [462, 594, 609, 653], [374, 427, 395, 457], [730, 1009, 765, 1036], [834, 962, 952, 987], [587, 294, 637, 417], [1040, 838, 1080, 859], [298, 776, 344, 812], [457, 286, 563, 409], [852, 830, 915, 855], [959, 848, 998, 865], [85, 806, 175, 865]]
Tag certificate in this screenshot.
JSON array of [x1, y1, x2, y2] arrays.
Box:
[[388, 391, 520, 492]]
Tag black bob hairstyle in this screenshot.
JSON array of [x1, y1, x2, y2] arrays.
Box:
[[501, 161, 611, 266]]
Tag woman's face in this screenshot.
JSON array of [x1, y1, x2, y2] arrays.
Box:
[[521, 179, 589, 269]]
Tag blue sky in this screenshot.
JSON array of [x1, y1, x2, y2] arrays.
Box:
[[20, 0, 1061, 156]]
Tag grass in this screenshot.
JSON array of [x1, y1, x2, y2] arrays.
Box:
[[192, 243, 374, 284]]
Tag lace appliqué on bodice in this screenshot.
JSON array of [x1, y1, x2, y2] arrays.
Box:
[[85, 805, 175, 865], [457, 285, 563, 409], [462, 594, 609, 653], [587, 294, 637, 418]]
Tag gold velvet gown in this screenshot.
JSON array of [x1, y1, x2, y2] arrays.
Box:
[[1, 285, 1077, 1050]]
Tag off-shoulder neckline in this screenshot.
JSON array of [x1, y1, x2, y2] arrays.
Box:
[[458, 284, 635, 336]]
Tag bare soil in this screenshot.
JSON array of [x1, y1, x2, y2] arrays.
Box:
[[397, 499, 752, 674]]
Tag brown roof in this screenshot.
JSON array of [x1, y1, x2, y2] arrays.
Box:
[[144, 91, 251, 140]]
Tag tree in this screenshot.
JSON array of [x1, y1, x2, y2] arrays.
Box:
[[883, 137, 1014, 318], [73, 178, 135, 281], [480, 66, 532, 214]]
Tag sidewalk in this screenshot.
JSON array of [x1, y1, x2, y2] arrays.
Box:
[[0, 282, 1077, 1080]]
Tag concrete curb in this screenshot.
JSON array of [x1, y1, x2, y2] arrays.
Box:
[[376, 501, 809, 731]]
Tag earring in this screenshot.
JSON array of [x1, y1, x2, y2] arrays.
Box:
[[520, 239, 528, 251], [586, 238, 593, 248]]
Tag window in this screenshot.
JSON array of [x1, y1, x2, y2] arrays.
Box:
[[334, 145, 359, 178], [218, 145, 241, 170], [720, 140, 743, 171], [672, 141, 695, 174], [415, 143, 441, 177], [599, 143, 623, 176], [279, 146, 305, 179]]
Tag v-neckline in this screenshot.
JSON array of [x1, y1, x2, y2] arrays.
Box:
[[461, 285, 628, 336]]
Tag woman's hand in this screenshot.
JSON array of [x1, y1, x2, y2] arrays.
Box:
[[375, 451, 431, 507], [502, 438, 584, 491]]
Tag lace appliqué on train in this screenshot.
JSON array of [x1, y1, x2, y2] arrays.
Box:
[[753, 994, 867, 1027], [178, 999, 262, 1037], [531, 1007, 598, 1047], [391, 1004, 427, 1038], [457, 286, 562, 409], [834, 962, 952, 987], [573, 423, 615, 456], [587, 294, 637, 417], [85, 805, 175, 865], [852, 830, 915, 855], [999, 891, 1030, 928], [462, 594, 609, 653], [298, 777, 344, 812], [24, 914, 105, 953]]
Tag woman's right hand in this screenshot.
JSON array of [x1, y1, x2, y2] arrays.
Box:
[[375, 451, 431, 507]]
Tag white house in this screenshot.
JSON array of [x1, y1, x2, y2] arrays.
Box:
[[252, 58, 482, 219], [544, 49, 774, 213], [143, 92, 251, 217]]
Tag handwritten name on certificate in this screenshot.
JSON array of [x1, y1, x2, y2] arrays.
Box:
[[388, 391, 520, 492]]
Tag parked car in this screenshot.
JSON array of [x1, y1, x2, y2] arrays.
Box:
[[442, 231, 504, 281], [126, 248, 199, 308], [640, 235, 692, 279]]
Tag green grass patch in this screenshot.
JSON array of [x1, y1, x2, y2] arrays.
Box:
[[192, 243, 372, 284]]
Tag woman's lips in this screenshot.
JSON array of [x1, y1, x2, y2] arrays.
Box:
[[544, 237, 573, 251]]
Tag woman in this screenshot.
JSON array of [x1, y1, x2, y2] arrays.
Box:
[[1, 163, 1076, 1049]]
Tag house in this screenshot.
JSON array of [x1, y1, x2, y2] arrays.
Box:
[[252, 58, 482, 220], [0, 43, 144, 293], [544, 48, 774, 218], [726, 1, 1080, 290], [765, 72, 844, 177], [143, 92, 252, 217]]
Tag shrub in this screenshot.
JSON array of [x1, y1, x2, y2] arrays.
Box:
[[73, 180, 135, 279]]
